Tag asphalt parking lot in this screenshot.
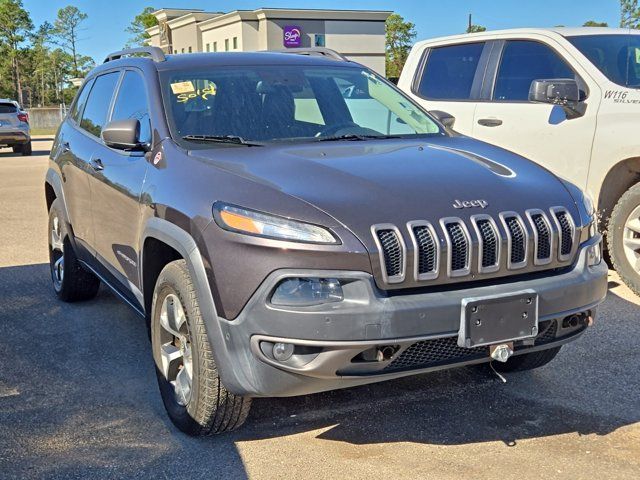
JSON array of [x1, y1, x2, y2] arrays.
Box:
[[0, 136, 639, 479]]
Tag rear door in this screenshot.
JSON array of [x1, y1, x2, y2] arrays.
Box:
[[90, 69, 151, 302], [402, 41, 490, 133], [471, 38, 600, 189]]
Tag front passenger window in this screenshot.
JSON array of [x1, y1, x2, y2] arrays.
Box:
[[80, 72, 119, 137], [111, 71, 152, 144]]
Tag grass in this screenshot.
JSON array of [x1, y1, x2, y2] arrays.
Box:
[[30, 128, 58, 136]]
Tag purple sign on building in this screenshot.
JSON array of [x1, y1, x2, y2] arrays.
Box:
[[283, 25, 302, 48]]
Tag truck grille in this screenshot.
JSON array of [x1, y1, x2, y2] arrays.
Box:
[[372, 207, 576, 285]]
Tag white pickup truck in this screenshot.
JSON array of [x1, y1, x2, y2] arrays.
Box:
[[399, 27, 640, 294]]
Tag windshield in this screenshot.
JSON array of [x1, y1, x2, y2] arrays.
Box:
[[568, 34, 640, 87], [160, 65, 443, 146]]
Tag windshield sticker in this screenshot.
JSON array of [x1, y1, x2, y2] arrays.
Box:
[[175, 83, 217, 103], [171, 81, 195, 94]]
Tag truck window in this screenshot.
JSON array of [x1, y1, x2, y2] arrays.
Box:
[[69, 79, 94, 123], [494, 41, 575, 101], [416, 42, 485, 100], [567, 34, 640, 88], [80, 72, 119, 137], [111, 71, 152, 144]]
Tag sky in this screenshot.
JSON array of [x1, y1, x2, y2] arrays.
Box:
[[23, 0, 623, 62]]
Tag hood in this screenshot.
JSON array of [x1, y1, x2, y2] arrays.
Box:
[[190, 136, 579, 248]]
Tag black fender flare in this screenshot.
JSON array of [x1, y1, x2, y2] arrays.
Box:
[[140, 217, 252, 394]]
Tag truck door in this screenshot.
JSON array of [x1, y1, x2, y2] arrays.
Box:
[[471, 39, 600, 190]]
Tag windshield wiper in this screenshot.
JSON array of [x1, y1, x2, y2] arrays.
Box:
[[182, 134, 263, 146], [315, 134, 401, 142]]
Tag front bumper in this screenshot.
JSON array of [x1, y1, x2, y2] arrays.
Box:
[[212, 237, 607, 397]]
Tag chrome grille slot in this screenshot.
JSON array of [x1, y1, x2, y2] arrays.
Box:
[[442, 219, 470, 276], [501, 213, 527, 269], [472, 216, 500, 272], [554, 209, 574, 258], [527, 210, 553, 264], [408, 222, 439, 280], [372, 225, 406, 283]]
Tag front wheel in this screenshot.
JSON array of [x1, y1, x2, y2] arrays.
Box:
[[151, 260, 251, 435], [608, 183, 640, 295]]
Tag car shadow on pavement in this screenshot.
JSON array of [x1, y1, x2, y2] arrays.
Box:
[[1, 262, 639, 478]]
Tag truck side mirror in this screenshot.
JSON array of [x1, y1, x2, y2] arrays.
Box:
[[101, 119, 149, 151], [429, 110, 456, 128], [529, 79, 585, 118]]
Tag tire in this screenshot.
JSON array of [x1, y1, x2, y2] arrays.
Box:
[[151, 259, 251, 435], [491, 346, 562, 373], [608, 183, 640, 296], [48, 199, 101, 302], [21, 141, 32, 156], [12, 145, 21, 154]]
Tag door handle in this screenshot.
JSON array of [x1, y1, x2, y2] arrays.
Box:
[[90, 158, 104, 171], [61, 142, 70, 153], [477, 118, 503, 127]]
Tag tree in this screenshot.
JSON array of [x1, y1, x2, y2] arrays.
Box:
[[0, 0, 33, 104], [620, 0, 640, 28], [125, 6, 158, 47], [467, 24, 487, 33], [583, 20, 609, 27], [52, 5, 88, 77], [385, 14, 416, 79]]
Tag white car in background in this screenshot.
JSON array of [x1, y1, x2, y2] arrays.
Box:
[[398, 27, 640, 294], [0, 99, 32, 156]]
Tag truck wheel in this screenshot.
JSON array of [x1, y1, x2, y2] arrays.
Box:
[[21, 141, 32, 156], [48, 199, 101, 301], [608, 183, 640, 295], [492, 346, 561, 372], [151, 260, 251, 435]]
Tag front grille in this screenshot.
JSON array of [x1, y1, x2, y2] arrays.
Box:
[[413, 225, 437, 275], [372, 207, 578, 284], [476, 219, 498, 268], [383, 320, 559, 373], [376, 229, 403, 278], [445, 222, 469, 272], [505, 216, 526, 265], [555, 210, 574, 256]]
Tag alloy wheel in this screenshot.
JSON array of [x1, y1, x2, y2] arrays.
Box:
[[159, 293, 193, 406], [50, 215, 64, 287], [623, 204, 640, 272]]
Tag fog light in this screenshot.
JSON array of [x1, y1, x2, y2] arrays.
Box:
[[271, 278, 343, 307], [587, 241, 602, 266], [272, 342, 294, 362]]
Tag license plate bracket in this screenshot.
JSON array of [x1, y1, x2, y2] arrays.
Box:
[[459, 290, 538, 348]]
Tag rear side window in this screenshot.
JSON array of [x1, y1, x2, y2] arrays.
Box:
[[417, 42, 485, 100], [80, 72, 119, 137], [70, 79, 93, 123], [111, 71, 152, 144], [0, 103, 17, 114], [494, 41, 575, 101]]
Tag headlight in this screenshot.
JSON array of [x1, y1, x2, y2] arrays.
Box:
[[271, 277, 344, 306], [582, 191, 595, 218], [587, 239, 602, 266], [213, 202, 338, 244]]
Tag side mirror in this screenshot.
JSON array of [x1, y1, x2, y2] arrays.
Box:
[[429, 110, 456, 128], [101, 119, 148, 151], [529, 79, 585, 118]]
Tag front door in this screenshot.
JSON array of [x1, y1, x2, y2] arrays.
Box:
[[90, 70, 151, 303], [471, 39, 600, 190]]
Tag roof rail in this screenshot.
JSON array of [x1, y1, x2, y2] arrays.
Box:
[[104, 46, 166, 64], [274, 47, 349, 62]]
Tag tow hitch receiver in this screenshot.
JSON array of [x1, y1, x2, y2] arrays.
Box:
[[490, 343, 514, 362]]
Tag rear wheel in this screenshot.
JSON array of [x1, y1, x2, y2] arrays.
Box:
[[608, 183, 640, 295], [21, 141, 32, 156], [48, 199, 100, 302], [151, 260, 251, 435], [491, 346, 562, 373], [11, 145, 21, 154]]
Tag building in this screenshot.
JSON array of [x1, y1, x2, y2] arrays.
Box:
[[146, 8, 392, 74]]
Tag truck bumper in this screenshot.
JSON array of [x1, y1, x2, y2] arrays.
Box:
[[211, 237, 608, 397]]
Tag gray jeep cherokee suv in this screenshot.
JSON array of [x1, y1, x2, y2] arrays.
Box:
[[45, 47, 607, 435]]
